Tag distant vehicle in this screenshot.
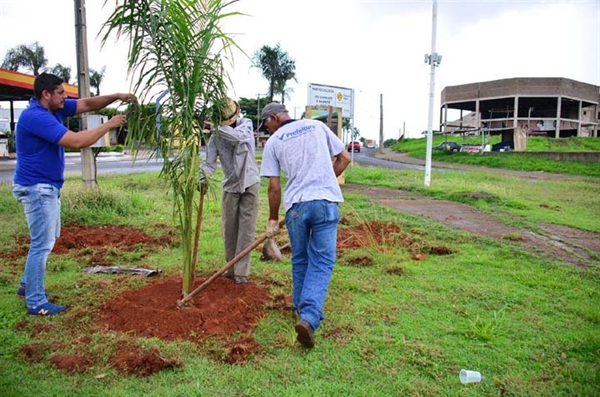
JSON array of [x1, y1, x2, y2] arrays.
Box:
[[364, 139, 376, 148], [433, 141, 462, 152], [492, 141, 514, 152], [347, 141, 360, 152]]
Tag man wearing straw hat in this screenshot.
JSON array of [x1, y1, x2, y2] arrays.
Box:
[[200, 98, 260, 284]]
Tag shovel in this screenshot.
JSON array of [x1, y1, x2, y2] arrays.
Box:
[[177, 220, 285, 308], [262, 238, 283, 261]]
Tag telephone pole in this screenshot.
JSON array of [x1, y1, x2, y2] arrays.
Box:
[[378, 93, 383, 154], [74, 0, 97, 188]]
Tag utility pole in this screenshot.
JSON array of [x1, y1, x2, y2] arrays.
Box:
[[256, 94, 260, 129], [74, 0, 96, 188], [424, 0, 442, 187], [378, 93, 384, 154], [256, 94, 267, 131]]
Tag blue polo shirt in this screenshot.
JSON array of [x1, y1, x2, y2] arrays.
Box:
[[14, 98, 77, 188]]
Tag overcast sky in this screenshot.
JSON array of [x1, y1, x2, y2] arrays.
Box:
[[1, 0, 598, 140]]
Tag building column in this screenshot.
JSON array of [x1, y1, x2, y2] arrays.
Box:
[[9, 100, 15, 134], [443, 104, 448, 133], [514, 96, 519, 130], [577, 100, 582, 137], [555, 96, 562, 138], [475, 99, 480, 135]]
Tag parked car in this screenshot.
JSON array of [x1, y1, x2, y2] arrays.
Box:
[[491, 141, 514, 152], [348, 142, 360, 152], [347, 141, 360, 152], [433, 141, 462, 152]]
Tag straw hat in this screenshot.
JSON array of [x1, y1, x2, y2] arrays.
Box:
[[220, 97, 240, 126]]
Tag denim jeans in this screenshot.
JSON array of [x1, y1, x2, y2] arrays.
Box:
[[285, 200, 339, 331], [12, 183, 61, 307]]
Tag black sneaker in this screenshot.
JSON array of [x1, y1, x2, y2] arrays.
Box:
[[295, 320, 315, 348]]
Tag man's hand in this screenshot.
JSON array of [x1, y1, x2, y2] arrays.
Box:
[[107, 115, 127, 129], [116, 93, 137, 104], [198, 175, 208, 194], [266, 219, 280, 237]]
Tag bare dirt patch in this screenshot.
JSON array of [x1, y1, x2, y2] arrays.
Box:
[[109, 347, 180, 376], [49, 354, 92, 374], [97, 275, 272, 342], [342, 184, 600, 268]]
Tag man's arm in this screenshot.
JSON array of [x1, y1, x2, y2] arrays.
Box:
[[199, 135, 218, 178], [217, 118, 253, 142], [332, 149, 351, 177], [267, 177, 282, 220], [75, 93, 135, 115], [58, 115, 126, 149]]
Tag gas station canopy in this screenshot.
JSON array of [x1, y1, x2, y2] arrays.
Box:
[[0, 68, 78, 101]]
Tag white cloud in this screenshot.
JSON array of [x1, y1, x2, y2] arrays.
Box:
[[1, 0, 598, 140]]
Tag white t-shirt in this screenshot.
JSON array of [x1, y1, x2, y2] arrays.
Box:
[[260, 119, 346, 212]]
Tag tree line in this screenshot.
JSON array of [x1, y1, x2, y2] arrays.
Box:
[[1, 41, 106, 95], [1, 40, 360, 139]]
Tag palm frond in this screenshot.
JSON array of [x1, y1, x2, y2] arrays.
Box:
[[101, 0, 242, 295]]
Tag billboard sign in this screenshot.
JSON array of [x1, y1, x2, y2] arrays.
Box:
[[307, 83, 354, 118]]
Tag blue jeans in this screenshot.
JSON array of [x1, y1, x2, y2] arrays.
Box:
[[286, 200, 339, 331], [12, 184, 61, 307]]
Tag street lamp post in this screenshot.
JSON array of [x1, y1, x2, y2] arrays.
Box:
[[423, 0, 442, 187]]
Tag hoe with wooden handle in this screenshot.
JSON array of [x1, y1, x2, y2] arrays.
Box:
[[177, 220, 285, 308]]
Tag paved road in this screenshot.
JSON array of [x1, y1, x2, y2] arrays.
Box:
[[1, 147, 595, 184], [0, 148, 425, 184], [0, 152, 167, 184], [349, 148, 427, 171]]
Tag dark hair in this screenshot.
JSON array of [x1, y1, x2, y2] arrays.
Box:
[[33, 73, 64, 100]]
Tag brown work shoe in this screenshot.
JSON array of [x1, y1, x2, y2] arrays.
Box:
[[295, 320, 315, 348]]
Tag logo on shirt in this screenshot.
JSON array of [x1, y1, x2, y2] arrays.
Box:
[[276, 124, 316, 142]]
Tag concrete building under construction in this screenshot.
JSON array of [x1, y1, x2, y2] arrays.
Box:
[[440, 77, 599, 144]]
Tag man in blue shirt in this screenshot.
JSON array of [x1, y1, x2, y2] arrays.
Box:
[[13, 72, 135, 315]]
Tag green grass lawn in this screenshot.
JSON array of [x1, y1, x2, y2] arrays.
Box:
[[0, 169, 598, 396], [392, 136, 600, 177]]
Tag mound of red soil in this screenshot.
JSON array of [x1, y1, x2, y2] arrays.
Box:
[[97, 275, 272, 342]]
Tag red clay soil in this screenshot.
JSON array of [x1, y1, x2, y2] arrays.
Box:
[[97, 275, 272, 342]]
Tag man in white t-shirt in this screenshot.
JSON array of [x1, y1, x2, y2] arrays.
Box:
[[259, 103, 351, 348]]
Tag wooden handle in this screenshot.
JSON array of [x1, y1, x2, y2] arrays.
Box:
[[177, 220, 285, 307]]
